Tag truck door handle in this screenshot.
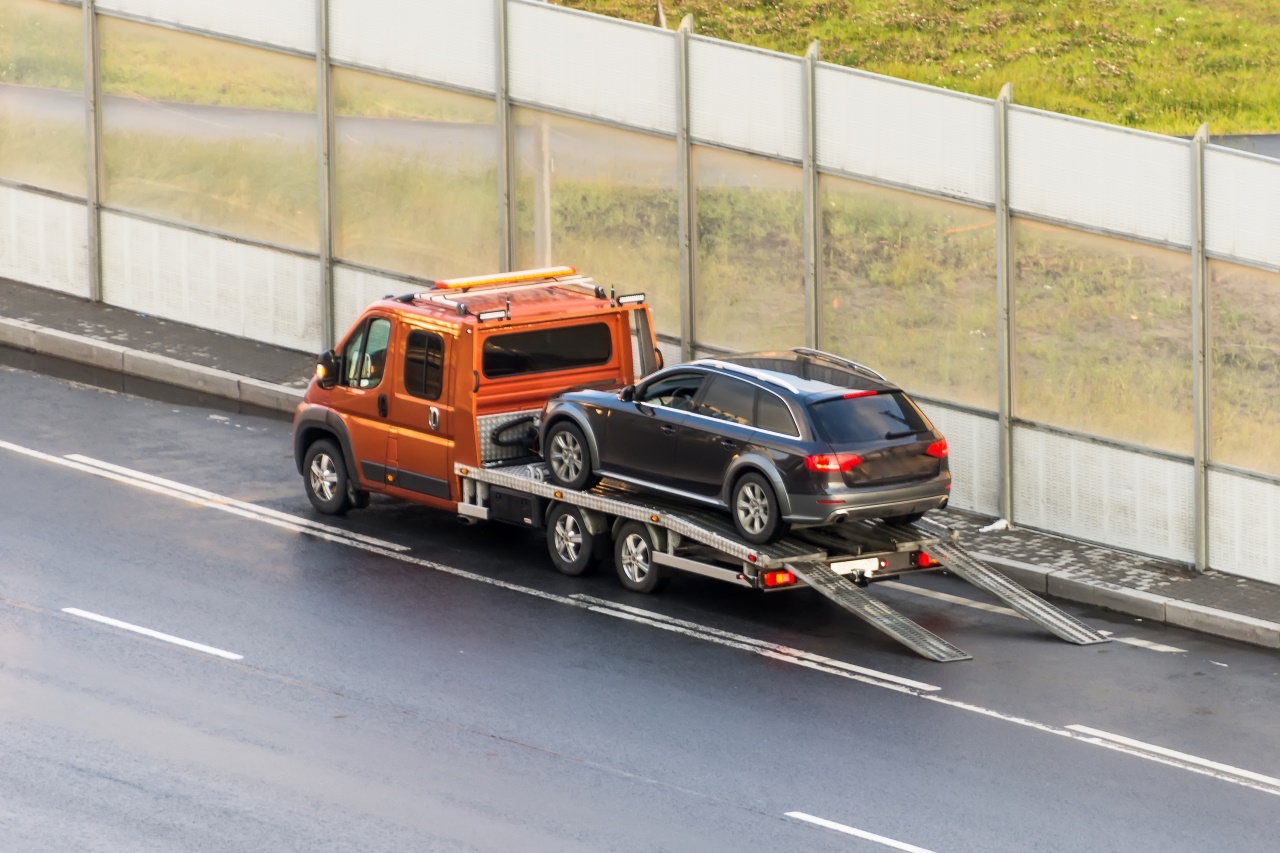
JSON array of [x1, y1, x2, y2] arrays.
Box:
[[429, 406, 440, 431], [661, 424, 677, 434], [377, 394, 388, 418]]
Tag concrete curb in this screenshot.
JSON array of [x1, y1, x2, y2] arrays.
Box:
[[971, 551, 1280, 650], [0, 317, 304, 414]]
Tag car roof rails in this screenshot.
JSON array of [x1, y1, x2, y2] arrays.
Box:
[[790, 347, 886, 381], [691, 359, 801, 394]]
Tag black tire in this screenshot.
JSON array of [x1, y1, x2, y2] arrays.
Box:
[[546, 503, 605, 577], [304, 439, 352, 515], [730, 471, 789, 545], [544, 421, 601, 491], [613, 521, 669, 594], [883, 511, 925, 526]]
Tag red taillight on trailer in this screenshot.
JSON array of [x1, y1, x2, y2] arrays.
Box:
[[915, 551, 939, 568], [763, 570, 796, 587], [805, 453, 863, 473], [926, 439, 949, 459]]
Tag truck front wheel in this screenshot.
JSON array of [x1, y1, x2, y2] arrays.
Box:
[[304, 439, 352, 515]]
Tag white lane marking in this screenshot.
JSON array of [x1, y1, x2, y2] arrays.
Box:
[[785, 812, 937, 852], [1066, 725, 1280, 795], [572, 594, 940, 692], [62, 607, 244, 660], [880, 581, 1185, 653], [1, 439, 1271, 799]]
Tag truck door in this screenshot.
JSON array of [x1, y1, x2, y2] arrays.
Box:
[[386, 326, 455, 506], [336, 314, 393, 491]]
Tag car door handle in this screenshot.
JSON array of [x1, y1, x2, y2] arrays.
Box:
[[720, 439, 736, 449], [661, 424, 677, 434], [377, 394, 388, 418]]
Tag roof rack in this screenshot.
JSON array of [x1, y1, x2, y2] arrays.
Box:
[[790, 347, 886, 381], [693, 359, 801, 394]]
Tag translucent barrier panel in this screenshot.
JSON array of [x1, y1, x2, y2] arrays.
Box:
[[1013, 424, 1194, 564], [0, 186, 89, 297], [331, 0, 495, 95], [1208, 260, 1280, 476], [0, 0, 85, 195], [915, 402, 999, 517], [1204, 148, 1280, 271], [1208, 469, 1280, 585], [99, 18, 318, 251], [512, 109, 679, 337], [820, 175, 997, 408], [1009, 107, 1192, 248], [333, 264, 413, 340], [97, 0, 316, 55], [693, 145, 803, 351], [689, 37, 802, 162], [509, 2, 675, 135], [816, 66, 995, 205], [334, 69, 499, 280], [101, 212, 323, 352], [1013, 218, 1192, 453]]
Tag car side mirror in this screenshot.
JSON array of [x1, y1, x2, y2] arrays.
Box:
[[316, 349, 338, 389], [619, 384, 635, 402]]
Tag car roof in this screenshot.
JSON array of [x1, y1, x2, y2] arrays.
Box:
[[693, 349, 899, 398]]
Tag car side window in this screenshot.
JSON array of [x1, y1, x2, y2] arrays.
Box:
[[404, 329, 444, 401], [695, 376, 755, 426], [756, 389, 799, 437], [638, 372, 704, 412], [342, 317, 391, 390]]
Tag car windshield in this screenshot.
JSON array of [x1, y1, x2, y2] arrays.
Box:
[[808, 392, 930, 445]]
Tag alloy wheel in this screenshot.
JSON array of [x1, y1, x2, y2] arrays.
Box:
[[736, 482, 769, 535], [553, 513, 583, 563], [619, 532, 651, 583], [550, 431, 583, 483], [309, 453, 339, 502]]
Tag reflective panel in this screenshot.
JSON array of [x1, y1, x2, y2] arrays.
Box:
[[1209, 260, 1280, 475], [0, 0, 85, 194], [335, 69, 498, 279], [820, 176, 997, 408], [1013, 218, 1193, 452], [513, 109, 679, 336], [99, 18, 318, 249], [694, 145, 803, 352]]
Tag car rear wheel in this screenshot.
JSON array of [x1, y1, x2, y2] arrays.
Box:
[[545, 421, 601, 491], [614, 521, 668, 594], [546, 503, 604, 577], [731, 472, 788, 545], [304, 439, 352, 515]]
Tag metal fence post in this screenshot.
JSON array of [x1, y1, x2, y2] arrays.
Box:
[[1192, 123, 1210, 572], [995, 83, 1015, 522], [802, 40, 820, 350], [317, 0, 336, 348], [496, 0, 515, 271], [676, 14, 695, 360], [83, 0, 102, 303]]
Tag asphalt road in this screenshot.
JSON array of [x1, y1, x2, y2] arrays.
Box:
[[1, 358, 1279, 852]]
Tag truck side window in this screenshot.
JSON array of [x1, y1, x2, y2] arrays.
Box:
[[342, 317, 391, 389], [404, 330, 444, 401]]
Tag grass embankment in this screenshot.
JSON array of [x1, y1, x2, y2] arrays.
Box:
[[560, 0, 1280, 135]]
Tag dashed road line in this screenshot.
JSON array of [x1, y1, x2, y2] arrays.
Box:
[[785, 812, 938, 852], [62, 607, 243, 660]]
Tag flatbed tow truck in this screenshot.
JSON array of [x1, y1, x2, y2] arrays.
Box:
[[294, 266, 1108, 662]]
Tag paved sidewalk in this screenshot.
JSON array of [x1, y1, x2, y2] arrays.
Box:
[[3, 277, 1278, 649]]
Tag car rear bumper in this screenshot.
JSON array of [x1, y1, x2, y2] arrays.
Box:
[[785, 476, 951, 525]]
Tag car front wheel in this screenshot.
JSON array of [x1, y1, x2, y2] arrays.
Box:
[[545, 421, 601, 491], [731, 472, 788, 545]]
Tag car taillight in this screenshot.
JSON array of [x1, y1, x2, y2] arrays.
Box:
[[762, 570, 795, 587], [843, 389, 878, 399], [926, 439, 948, 459], [805, 453, 863, 473]]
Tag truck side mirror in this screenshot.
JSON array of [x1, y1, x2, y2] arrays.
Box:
[[619, 384, 635, 402], [316, 350, 338, 389]]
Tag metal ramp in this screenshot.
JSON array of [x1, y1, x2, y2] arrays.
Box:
[[786, 560, 972, 663]]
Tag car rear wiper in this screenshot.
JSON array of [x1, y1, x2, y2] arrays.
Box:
[[885, 428, 929, 439]]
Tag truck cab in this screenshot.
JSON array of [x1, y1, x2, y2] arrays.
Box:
[[292, 266, 660, 515]]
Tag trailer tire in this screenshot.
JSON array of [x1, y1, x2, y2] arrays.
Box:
[[614, 521, 668, 594], [545, 421, 601, 491], [304, 439, 352, 515], [546, 504, 603, 577]]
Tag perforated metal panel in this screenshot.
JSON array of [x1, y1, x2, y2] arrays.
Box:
[[816, 66, 995, 205], [1008, 108, 1192, 247], [1012, 424, 1194, 563], [1208, 469, 1280, 585], [101, 213, 322, 352], [688, 37, 802, 161], [1204, 147, 1280, 271], [333, 264, 418, 339], [97, 0, 317, 54], [0, 187, 90, 298], [330, 0, 496, 94], [508, 2, 676, 134], [916, 402, 999, 518]]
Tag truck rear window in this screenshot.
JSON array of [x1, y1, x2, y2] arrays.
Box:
[[809, 392, 930, 445], [482, 323, 612, 379]]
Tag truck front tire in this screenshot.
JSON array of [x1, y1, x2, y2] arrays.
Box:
[[304, 439, 352, 515]]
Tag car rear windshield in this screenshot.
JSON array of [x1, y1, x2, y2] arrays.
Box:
[[808, 392, 930, 445], [482, 323, 612, 379]]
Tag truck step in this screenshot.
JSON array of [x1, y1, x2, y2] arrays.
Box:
[[786, 560, 972, 663]]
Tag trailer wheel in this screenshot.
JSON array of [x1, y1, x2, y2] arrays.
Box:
[[546, 504, 603, 577], [304, 439, 352, 515], [614, 522, 668, 594]]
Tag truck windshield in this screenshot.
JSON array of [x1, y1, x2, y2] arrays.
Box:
[[809, 392, 930, 445], [482, 323, 612, 378]]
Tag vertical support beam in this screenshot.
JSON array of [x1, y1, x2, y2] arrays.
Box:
[[801, 40, 820, 350], [676, 15, 695, 360], [496, 0, 515, 271], [83, 0, 103, 302], [316, 0, 336, 348], [532, 118, 553, 266], [995, 83, 1015, 522], [1191, 123, 1211, 572]]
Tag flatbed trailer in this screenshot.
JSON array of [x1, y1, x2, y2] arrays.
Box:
[[456, 461, 1110, 662]]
